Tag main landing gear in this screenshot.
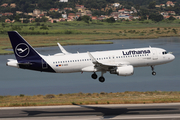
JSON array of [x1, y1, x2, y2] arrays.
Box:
[[91, 72, 105, 83], [151, 66, 156, 76]]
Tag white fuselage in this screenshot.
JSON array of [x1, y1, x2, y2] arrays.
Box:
[[42, 47, 175, 73]]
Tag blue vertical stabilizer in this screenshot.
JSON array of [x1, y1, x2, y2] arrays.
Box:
[[7, 31, 55, 72]]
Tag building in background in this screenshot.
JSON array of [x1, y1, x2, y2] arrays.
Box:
[[59, 0, 68, 2]]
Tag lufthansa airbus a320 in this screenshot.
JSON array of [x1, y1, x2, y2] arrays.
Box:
[[7, 31, 175, 82]]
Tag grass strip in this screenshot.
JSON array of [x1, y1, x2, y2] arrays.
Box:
[[1, 21, 180, 54], [1, 91, 180, 107]]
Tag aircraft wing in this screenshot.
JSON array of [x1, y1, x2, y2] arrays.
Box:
[[85, 52, 130, 72]]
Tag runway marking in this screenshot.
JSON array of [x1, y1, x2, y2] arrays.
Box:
[[1, 103, 180, 110], [1, 114, 180, 120], [110, 114, 180, 119]]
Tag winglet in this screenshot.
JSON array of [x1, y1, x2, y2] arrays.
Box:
[[87, 51, 97, 64], [57, 43, 71, 55]]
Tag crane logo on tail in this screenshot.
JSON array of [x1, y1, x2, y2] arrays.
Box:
[[15, 43, 30, 57]]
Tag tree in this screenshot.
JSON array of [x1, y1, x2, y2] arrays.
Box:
[[77, 17, 82, 21], [149, 13, 163, 22], [35, 16, 48, 22], [41, 16, 48, 22], [40, 25, 49, 30], [107, 8, 113, 15], [168, 16, 176, 21], [77, 15, 91, 24], [106, 17, 115, 23], [148, 1, 156, 9], [81, 15, 91, 21], [49, 12, 62, 19], [135, 4, 140, 10], [14, 15, 21, 22], [173, 4, 180, 15], [0, 16, 8, 22], [23, 19, 29, 23], [1, 22, 6, 28]]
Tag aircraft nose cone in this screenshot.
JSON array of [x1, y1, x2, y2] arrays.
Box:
[[170, 54, 175, 61], [172, 55, 175, 60]]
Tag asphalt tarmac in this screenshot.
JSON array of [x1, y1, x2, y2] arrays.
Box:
[[1, 103, 180, 120]]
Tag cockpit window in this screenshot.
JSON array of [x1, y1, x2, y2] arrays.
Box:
[[162, 51, 168, 55]]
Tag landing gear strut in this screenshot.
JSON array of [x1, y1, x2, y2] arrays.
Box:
[[91, 72, 97, 79], [151, 66, 156, 76], [99, 71, 106, 83]]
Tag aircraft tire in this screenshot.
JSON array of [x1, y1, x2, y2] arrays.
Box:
[[99, 76, 105, 82], [91, 73, 97, 79], [152, 71, 156, 76]]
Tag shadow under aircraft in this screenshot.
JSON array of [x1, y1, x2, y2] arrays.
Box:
[[22, 104, 179, 118]]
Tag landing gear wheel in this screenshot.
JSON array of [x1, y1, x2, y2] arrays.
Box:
[[99, 76, 105, 83], [91, 73, 97, 79], [152, 71, 156, 76]]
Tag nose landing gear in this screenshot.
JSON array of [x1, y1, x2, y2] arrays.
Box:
[[151, 66, 156, 76]]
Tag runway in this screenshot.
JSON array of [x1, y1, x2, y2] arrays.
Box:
[[1, 103, 180, 120]]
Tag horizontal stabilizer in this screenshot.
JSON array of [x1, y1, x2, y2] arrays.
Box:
[[6, 59, 19, 68]]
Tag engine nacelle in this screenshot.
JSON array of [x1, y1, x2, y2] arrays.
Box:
[[110, 65, 134, 76]]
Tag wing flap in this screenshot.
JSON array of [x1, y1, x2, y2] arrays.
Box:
[[82, 66, 97, 72]]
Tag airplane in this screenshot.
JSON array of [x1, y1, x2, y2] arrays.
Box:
[[6, 31, 175, 83]]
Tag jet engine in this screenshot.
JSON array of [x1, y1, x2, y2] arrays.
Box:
[[110, 65, 134, 76]]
